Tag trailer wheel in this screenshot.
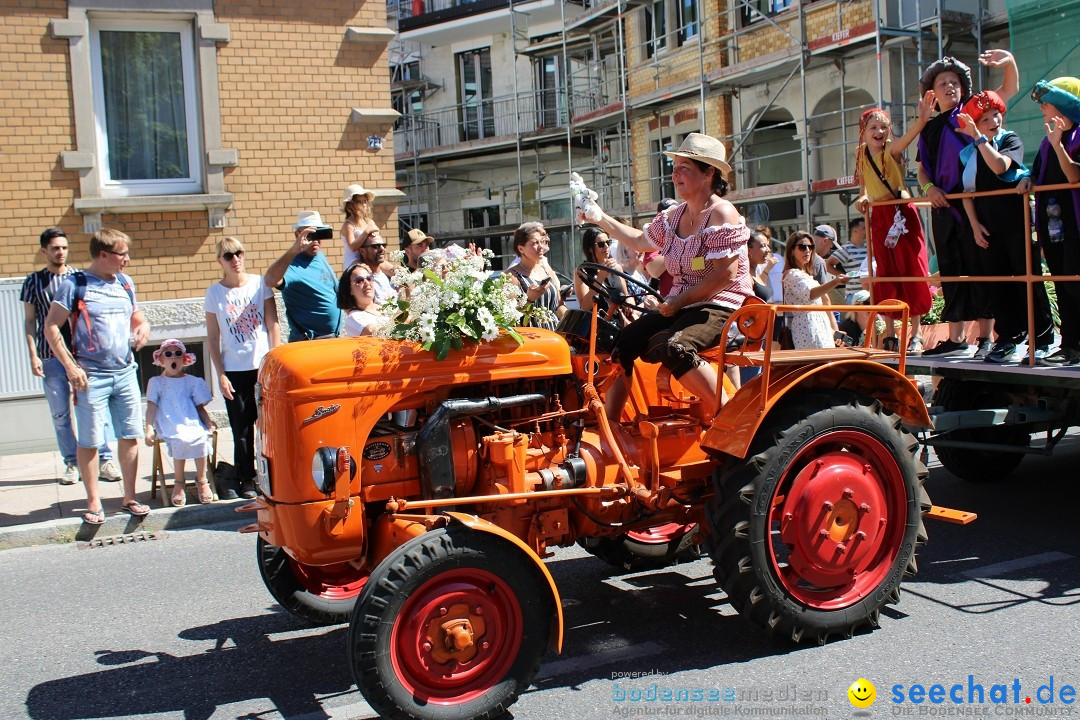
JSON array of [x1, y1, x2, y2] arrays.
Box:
[[932, 377, 1029, 482], [579, 523, 701, 571], [349, 527, 552, 720], [256, 537, 368, 626], [708, 390, 929, 643]]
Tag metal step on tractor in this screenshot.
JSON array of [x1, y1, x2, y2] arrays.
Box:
[[240, 269, 970, 720]]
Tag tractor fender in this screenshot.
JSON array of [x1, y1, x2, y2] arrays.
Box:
[[444, 511, 564, 653], [703, 359, 931, 459]]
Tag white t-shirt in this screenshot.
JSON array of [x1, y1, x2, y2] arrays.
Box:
[[204, 274, 274, 372], [342, 309, 381, 337]]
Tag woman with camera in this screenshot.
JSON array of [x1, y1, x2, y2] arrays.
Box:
[[204, 236, 280, 499], [781, 230, 848, 349]]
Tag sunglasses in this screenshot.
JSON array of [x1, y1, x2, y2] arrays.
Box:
[[1031, 81, 1050, 104], [795, 243, 815, 251], [352, 274, 374, 285], [161, 349, 184, 358], [362, 243, 387, 250], [593, 240, 612, 248], [221, 250, 244, 261]]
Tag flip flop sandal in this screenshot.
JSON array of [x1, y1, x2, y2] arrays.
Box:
[[121, 501, 151, 517], [196, 480, 214, 504], [83, 508, 106, 525]]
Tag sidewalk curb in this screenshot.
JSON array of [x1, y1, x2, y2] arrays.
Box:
[[0, 499, 251, 551]]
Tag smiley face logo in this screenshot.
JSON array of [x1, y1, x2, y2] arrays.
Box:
[[848, 678, 876, 708]]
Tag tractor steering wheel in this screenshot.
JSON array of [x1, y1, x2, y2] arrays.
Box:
[[576, 261, 664, 315]]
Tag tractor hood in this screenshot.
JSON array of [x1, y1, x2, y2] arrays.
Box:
[[259, 327, 573, 396]]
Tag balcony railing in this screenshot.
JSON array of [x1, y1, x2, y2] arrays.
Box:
[[394, 83, 621, 154]]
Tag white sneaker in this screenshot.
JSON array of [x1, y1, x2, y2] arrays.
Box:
[[98, 459, 122, 482], [60, 463, 80, 485]]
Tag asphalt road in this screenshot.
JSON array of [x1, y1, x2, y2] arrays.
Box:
[[3, 437, 1078, 720]]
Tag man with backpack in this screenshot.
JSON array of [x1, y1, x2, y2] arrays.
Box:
[[21, 227, 122, 485], [44, 229, 151, 525]]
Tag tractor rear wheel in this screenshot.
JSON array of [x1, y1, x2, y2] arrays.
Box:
[[931, 377, 1029, 482], [708, 390, 929, 643], [256, 537, 368, 626], [579, 523, 701, 571], [348, 527, 552, 720]]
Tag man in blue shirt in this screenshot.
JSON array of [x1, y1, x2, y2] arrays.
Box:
[[44, 228, 151, 524], [265, 211, 343, 341]]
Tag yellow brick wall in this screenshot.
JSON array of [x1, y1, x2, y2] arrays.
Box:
[[736, 0, 873, 62], [0, 0, 398, 301]]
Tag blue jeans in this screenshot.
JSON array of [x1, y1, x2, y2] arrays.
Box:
[[72, 363, 142, 449], [42, 356, 113, 464]]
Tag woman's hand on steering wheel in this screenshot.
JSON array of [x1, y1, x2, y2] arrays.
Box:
[[577, 261, 663, 315]]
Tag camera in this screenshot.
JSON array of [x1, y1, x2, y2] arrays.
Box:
[[308, 226, 334, 241]]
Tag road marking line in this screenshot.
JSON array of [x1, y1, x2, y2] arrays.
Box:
[[961, 551, 1073, 580]]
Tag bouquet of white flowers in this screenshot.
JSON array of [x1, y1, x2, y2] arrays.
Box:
[[375, 245, 553, 359]]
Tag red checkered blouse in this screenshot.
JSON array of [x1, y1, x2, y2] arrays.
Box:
[[643, 202, 753, 310]]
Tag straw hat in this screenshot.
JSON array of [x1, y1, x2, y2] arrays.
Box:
[[663, 133, 732, 176], [341, 183, 374, 210], [293, 210, 325, 230]]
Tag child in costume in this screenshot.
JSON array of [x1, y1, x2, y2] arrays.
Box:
[[917, 50, 1019, 358], [854, 102, 934, 352], [1019, 77, 1080, 364], [145, 339, 216, 505], [956, 90, 1054, 363]]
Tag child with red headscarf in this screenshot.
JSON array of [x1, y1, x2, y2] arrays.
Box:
[[145, 339, 216, 505], [956, 91, 1054, 363], [854, 101, 933, 352]]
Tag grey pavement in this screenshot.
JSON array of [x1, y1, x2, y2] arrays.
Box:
[[0, 427, 250, 550]]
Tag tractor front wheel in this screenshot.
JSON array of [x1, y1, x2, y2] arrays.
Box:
[[348, 527, 552, 720], [708, 391, 929, 643], [256, 537, 368, 625]]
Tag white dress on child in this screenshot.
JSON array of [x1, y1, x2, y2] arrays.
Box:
[[147, 374, 213, 460]]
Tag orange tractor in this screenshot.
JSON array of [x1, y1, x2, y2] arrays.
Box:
[[244, 271, 940, 720]]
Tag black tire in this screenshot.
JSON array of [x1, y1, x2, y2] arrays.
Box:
[[348, 527, 553, 720], [579, 523, 701, 571], [931, 377, 1029, 482], [256, 537, 368, 626], [707, 390, 930, 643]]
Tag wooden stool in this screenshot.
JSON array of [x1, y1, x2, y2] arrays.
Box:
[[150, 429, 219, 507]]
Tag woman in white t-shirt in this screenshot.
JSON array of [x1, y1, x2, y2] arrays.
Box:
[[204, 237, 280, 498], [340, 184, 380, 270], [336, 262, 382, 337]]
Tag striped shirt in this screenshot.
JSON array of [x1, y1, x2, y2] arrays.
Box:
[[644, 203, 752, 310], [841, 242, 868, 296], [20, 266, 76, 359]]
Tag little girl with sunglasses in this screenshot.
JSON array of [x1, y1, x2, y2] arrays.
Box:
[[145, 339, 216, 506]]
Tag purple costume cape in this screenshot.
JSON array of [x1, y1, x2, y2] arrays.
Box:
[[1034, 124, 1080, 235], [918, 106, 972, 222]]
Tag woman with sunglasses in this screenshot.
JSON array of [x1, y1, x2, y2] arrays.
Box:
[[574, 227, 631, 326], [782, 231, 848, 349], [337, 262, 382, 337], [204, 236, 280, 499]]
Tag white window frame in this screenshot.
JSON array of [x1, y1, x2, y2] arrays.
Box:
[[89, 17, 203, 197]]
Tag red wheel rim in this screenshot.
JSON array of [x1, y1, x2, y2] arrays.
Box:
[[288, 558, 368, 601], [626, 523, 695, 545], [391, 568, 523, 705], [769, 429, 907, 609]]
